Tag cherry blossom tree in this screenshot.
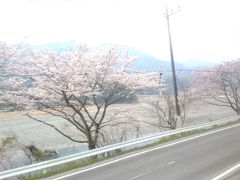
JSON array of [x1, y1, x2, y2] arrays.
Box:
[[0, 41, 17, 69], [147, 91, 178, 130], [0, 41, 22, 111], [145, 75, 194, 131], [192, 59, 240, 115], [5, 46, 161, 150]]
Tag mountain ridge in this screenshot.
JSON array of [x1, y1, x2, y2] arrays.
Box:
[[31, 41, 217, 71]]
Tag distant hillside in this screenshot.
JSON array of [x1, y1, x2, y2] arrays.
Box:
[[31, 42, 217, 72], [32, 41, 76, 52], [32, 42, 186, 72], [118, 46, 185, 72], [180, 59, 217, 69]]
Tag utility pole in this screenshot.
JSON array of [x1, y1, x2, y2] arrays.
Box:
[[165, 1, 181, 117]]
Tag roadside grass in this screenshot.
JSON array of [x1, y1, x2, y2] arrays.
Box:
[[18, 120, 239, 180]]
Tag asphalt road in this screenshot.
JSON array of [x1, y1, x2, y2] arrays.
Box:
[[49, 124, 240, 180]]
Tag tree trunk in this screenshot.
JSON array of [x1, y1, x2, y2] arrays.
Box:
[[87, 136, 97, 150], [88, 143, 97, 150], [237, 109, 240, 121], [237, 109, 240, 115], [87, 140, 98, 160]]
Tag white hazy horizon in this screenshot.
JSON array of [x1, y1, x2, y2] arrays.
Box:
[[0, 0, 240, 63]]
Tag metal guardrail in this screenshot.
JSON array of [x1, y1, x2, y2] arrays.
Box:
[[0, 116, 239, 179]]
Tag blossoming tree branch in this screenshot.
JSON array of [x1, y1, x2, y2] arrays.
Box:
[[3, 45, 162, 150]]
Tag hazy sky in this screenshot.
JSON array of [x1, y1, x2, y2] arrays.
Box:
[[0, 0, 240, 62]]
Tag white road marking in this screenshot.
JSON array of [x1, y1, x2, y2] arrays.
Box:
[[52, 123, 240, 180], [157, 164, 165, 168], [167, 161, 176, 165], [128, 170, 151, 180], [157, 161, 176, 169], [212, 163, 240, 180]]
